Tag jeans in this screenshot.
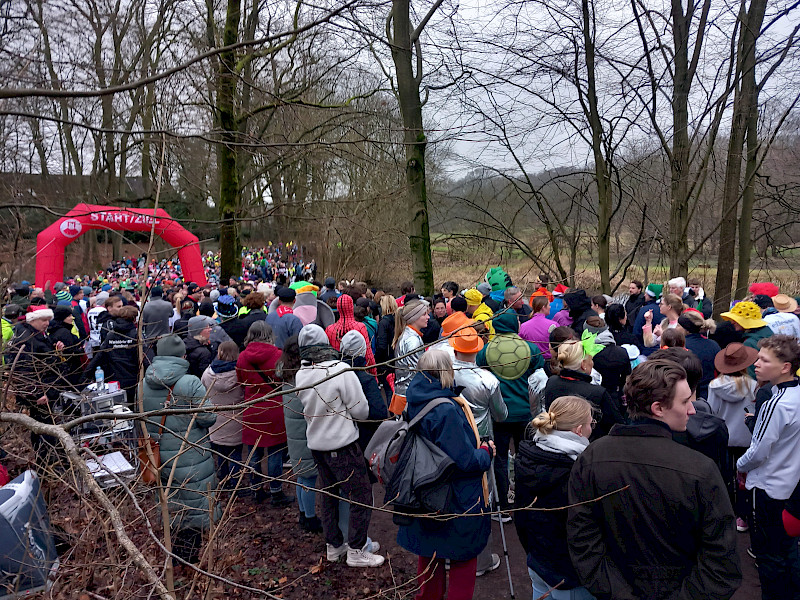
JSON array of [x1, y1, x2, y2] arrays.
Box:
[[211, 443, 242, 489], [247, 443, 287, 493], [493, 421, 527, 509], [529, 567, 596, 600], [752, 487, 800, 600], [297, 475, 317, 518]]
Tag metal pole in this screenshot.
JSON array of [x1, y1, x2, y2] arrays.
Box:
[[488, 465, 515, 599]]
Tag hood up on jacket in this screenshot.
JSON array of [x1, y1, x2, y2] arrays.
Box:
[[686, 401, 728, 442], [145, 355, 190, 390], [595, 330, 616, 346], [492, 309, 520, 335], [563, 290, 591, 317], [337, 294, 355, 320]]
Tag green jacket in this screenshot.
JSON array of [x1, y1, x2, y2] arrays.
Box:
[[476, 310, 544, 423], [143, 356, 219, 530]]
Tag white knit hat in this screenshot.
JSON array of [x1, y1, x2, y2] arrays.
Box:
[[26, 308, 54, 322]]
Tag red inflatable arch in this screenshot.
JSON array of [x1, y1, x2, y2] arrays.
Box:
[[36, 203, 207, 288]]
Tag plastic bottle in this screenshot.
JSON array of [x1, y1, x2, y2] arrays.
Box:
[[94, 366, 105, 391]]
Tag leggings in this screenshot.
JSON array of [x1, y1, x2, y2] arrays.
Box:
[[415, 556, 477, 600]]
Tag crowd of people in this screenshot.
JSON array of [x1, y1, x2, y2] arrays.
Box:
[[2, 263, 800, 600]]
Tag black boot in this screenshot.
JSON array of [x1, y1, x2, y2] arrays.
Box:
[[270, 490, 295, 507], [304, 516, 323, 533]]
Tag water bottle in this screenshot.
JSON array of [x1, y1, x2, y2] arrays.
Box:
[[94, 366, 105, 391]]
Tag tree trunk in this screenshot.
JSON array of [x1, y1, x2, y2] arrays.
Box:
[[581, 0, 611, 293], [390, 0, 434, 296], [735, 0, 766, 299], [217, 0, 242, 284], [668, 0, 694, 276], [714, 0, 766, 316]]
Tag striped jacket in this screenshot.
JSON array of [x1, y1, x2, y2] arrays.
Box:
[[737, 378, 800, 499]]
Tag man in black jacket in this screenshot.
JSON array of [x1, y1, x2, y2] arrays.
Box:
[[623, 279, 645, 327], [567, 359, 741, 600], [6, 308, 66, 461]]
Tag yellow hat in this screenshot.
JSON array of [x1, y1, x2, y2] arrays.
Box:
[[720, 301, 767, 330], [464, 289, 483, 307]]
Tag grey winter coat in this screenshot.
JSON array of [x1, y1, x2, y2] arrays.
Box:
[[143, 356, 220, 530], [282, 382, 317, 478]]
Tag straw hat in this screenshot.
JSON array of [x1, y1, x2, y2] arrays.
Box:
[[772, 294, 798, 313], [720, 301, 767, 330], [714, 343, 758, 374], [449, 327, 484, 354]]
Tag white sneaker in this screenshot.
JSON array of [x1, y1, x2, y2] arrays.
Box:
[[476, 553, 501, 576], [346, 547, 385, 567], [326, 543, 348, 562]]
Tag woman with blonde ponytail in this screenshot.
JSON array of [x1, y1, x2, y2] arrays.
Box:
[[543, 340, 626, 439], [514, 396, 596, 600]]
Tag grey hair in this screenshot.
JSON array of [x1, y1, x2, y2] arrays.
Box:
[[417, 349, 455, 388], [244, 320, 275, 346], [668, 277, 686, 289], [504, 286, 520, 302]]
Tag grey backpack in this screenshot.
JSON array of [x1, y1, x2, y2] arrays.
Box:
[[364, 397, 452, 486]]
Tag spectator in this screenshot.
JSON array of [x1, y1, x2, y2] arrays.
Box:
[[340, 330, 388, 451], [737, 335, 800, 599], [624, 279, 645, 326], [585, 316, 631, 412], [687, 278, 713, 318], [141, 285, 173, 352], [515, 396, 596, 600], [5, 308, 65, 463], [265, 286, 303, 349], [763, 294, 800, 340], [48, 306, 85, 388], [450, 326, 506, 577], [544, 338, 626, 439], [567, 359, 741, 599], [678, 310, 721, 399], [143, 334, 218, 563], [237, 321, 292, 506], [505, 286, 533, 324], [201, 341, 244, 490], [396, 350, 495, 595], [708, 343, 758, 534], [296, 324, 383, 567], [280, 335, 322, 533], [184, 315, 215, 379], [85, 304, 142, 403], [720, 301, 775, 378]]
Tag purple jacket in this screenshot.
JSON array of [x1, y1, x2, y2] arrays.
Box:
[[552, 309, 573, 329], [519, 313, 559, 358]]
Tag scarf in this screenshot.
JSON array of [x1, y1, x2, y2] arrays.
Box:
[[276, 305, 294, 317], [210, 358, 237, 374], [451, 395, 490, 504], [533, 430, 589, 461], [299, 343, 341, 364]]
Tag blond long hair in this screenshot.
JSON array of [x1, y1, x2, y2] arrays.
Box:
[[530, 395, 592, 435]]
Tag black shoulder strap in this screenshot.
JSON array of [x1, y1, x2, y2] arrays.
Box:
[[408, 397, 453, 428]]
